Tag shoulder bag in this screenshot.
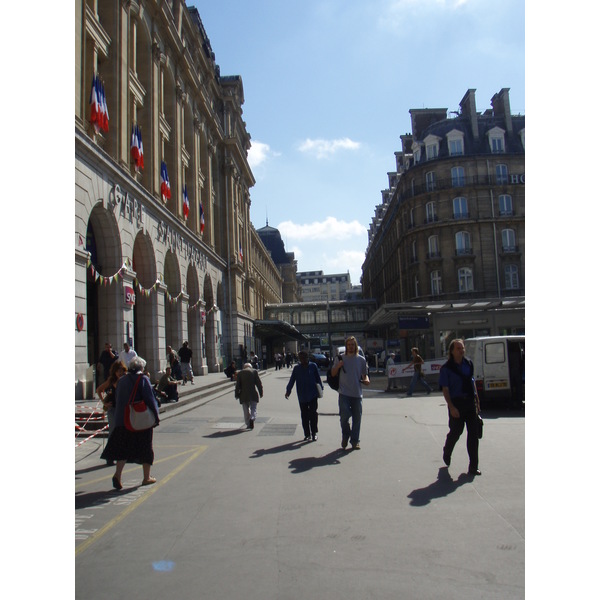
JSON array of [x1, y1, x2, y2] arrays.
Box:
[[124, 375, 157, 432]]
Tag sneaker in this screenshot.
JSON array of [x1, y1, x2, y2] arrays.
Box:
[[341, 437, 349, 450], [303, 435, 311, 441], [312, 435, 318, 442], [249, 419, 254, 430], [352, 442, 361, 450]]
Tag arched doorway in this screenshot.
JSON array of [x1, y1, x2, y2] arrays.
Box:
[[164, 249, 182, 351], [203, 274, 217, 372], [186, 263, 203, 375], [132, 231, 157, 371], [86, 205, 122, 381]]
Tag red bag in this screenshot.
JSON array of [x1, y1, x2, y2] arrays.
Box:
[[124, 375, 157, 432]]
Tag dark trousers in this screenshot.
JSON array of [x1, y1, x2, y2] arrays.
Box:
[[299, 398, 318, 437], [444, 403, 479, 469]]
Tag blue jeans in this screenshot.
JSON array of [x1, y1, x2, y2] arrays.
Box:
[[407, 371, 432, 395], [339, 394, 362, 444]]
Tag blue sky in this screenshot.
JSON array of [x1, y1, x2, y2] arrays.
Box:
[[189, 0, 525, 285]]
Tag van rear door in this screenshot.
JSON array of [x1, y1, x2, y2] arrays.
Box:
[[481, 339, 511, 395]]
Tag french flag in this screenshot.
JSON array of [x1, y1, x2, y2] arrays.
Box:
[[183, 184, 190, 220], [99, 79, 109, 132], [160, 161, 171, 202], [199, 200, 205, 234], [130, 124, 144, 170], [239, 243, 244, 262], [130, 124, 140, 165], [89, 74, 100, 131]]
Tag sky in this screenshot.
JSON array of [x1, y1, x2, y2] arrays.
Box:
[[189, 0, 525, 285]]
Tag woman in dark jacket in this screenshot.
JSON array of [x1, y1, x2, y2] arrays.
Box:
[[101, 357, 160, 489]]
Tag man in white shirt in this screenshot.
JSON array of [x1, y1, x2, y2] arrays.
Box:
[[121, 342, 138, 368]]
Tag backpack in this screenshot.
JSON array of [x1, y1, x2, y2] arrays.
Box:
[[326, 363, 345, 391]]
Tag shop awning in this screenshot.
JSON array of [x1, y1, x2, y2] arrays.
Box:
[[254, 320, 307, 342], [367, 297, 525, 327]]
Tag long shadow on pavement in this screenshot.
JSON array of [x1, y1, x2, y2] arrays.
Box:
[[288, 449, 348, 474], [407, 467, 472, 506], [250, 440, 310, 458]]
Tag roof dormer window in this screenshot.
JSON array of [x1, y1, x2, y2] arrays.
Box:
[[424, 134, 441, 161], [487, 126, 506, 153], [446, 129, 465, 156]]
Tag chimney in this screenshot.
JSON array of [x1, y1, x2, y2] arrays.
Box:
[[459, 89, 479, 140], [491, 88, 513, 134]]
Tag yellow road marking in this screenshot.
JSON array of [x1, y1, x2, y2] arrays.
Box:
[[75, 445, 207, 556], [75, 446, 205, 489]]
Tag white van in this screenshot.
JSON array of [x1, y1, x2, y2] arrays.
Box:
[[464, 336, 525, 406]]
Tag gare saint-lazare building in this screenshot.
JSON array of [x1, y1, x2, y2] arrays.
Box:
[[75, 1, 295, 397]]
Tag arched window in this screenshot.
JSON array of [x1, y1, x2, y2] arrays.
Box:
[[451, 166, 465, 187], [501, 229, 517, 252], [453, 197, 468, 219], [499, 194, 513, 216], [455, 231, 471, 255], [426, 201, 436, 223], [426, 171, 435, 192], [428, 235, 440, 258]]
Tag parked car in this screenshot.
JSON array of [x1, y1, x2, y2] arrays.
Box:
[[309, 353, 330, 369]]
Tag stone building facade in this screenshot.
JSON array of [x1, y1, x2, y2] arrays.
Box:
[[362, 88, 525, 357], [75, 0, 281, 397], [296, 271, 352, 302]]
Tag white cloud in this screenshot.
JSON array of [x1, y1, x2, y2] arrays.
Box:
[[248, 140, 279, 169], [324, 249, 366, 284], [379, 0, 471, 32], [277, 217, 366, 241], [298, 137, 361, 159]]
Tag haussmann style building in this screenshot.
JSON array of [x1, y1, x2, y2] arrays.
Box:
[[362, 88, 525, 359]]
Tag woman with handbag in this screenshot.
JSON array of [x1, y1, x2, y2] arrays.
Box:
[[101, 357, 160, 490], [285, 350, 323, 441]]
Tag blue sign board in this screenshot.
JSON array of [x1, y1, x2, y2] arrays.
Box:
[[398, 316, 430, 329]]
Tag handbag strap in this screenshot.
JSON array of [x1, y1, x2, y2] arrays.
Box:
[[128, 374, 143, 404]]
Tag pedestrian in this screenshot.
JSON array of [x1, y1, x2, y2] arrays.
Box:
[[439, 338, 482, 476], [286, 352, 292, 368], [100, 357, 160, 489], [98, 342, 119, 384], [120, 342, 138, 368], [167, 345, 183, 381], [285, 350, 323, 441], [157, 366, 179, 403], [235, 363, 263, 429], [330, 336, 370, 450], [224, 360, 237, 381], [386, 353, 398, 391], [249, 351, 259, 370], [96, 360, 127, 463], [178, 341, 194, 384], [403, 347, 432, 396]]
